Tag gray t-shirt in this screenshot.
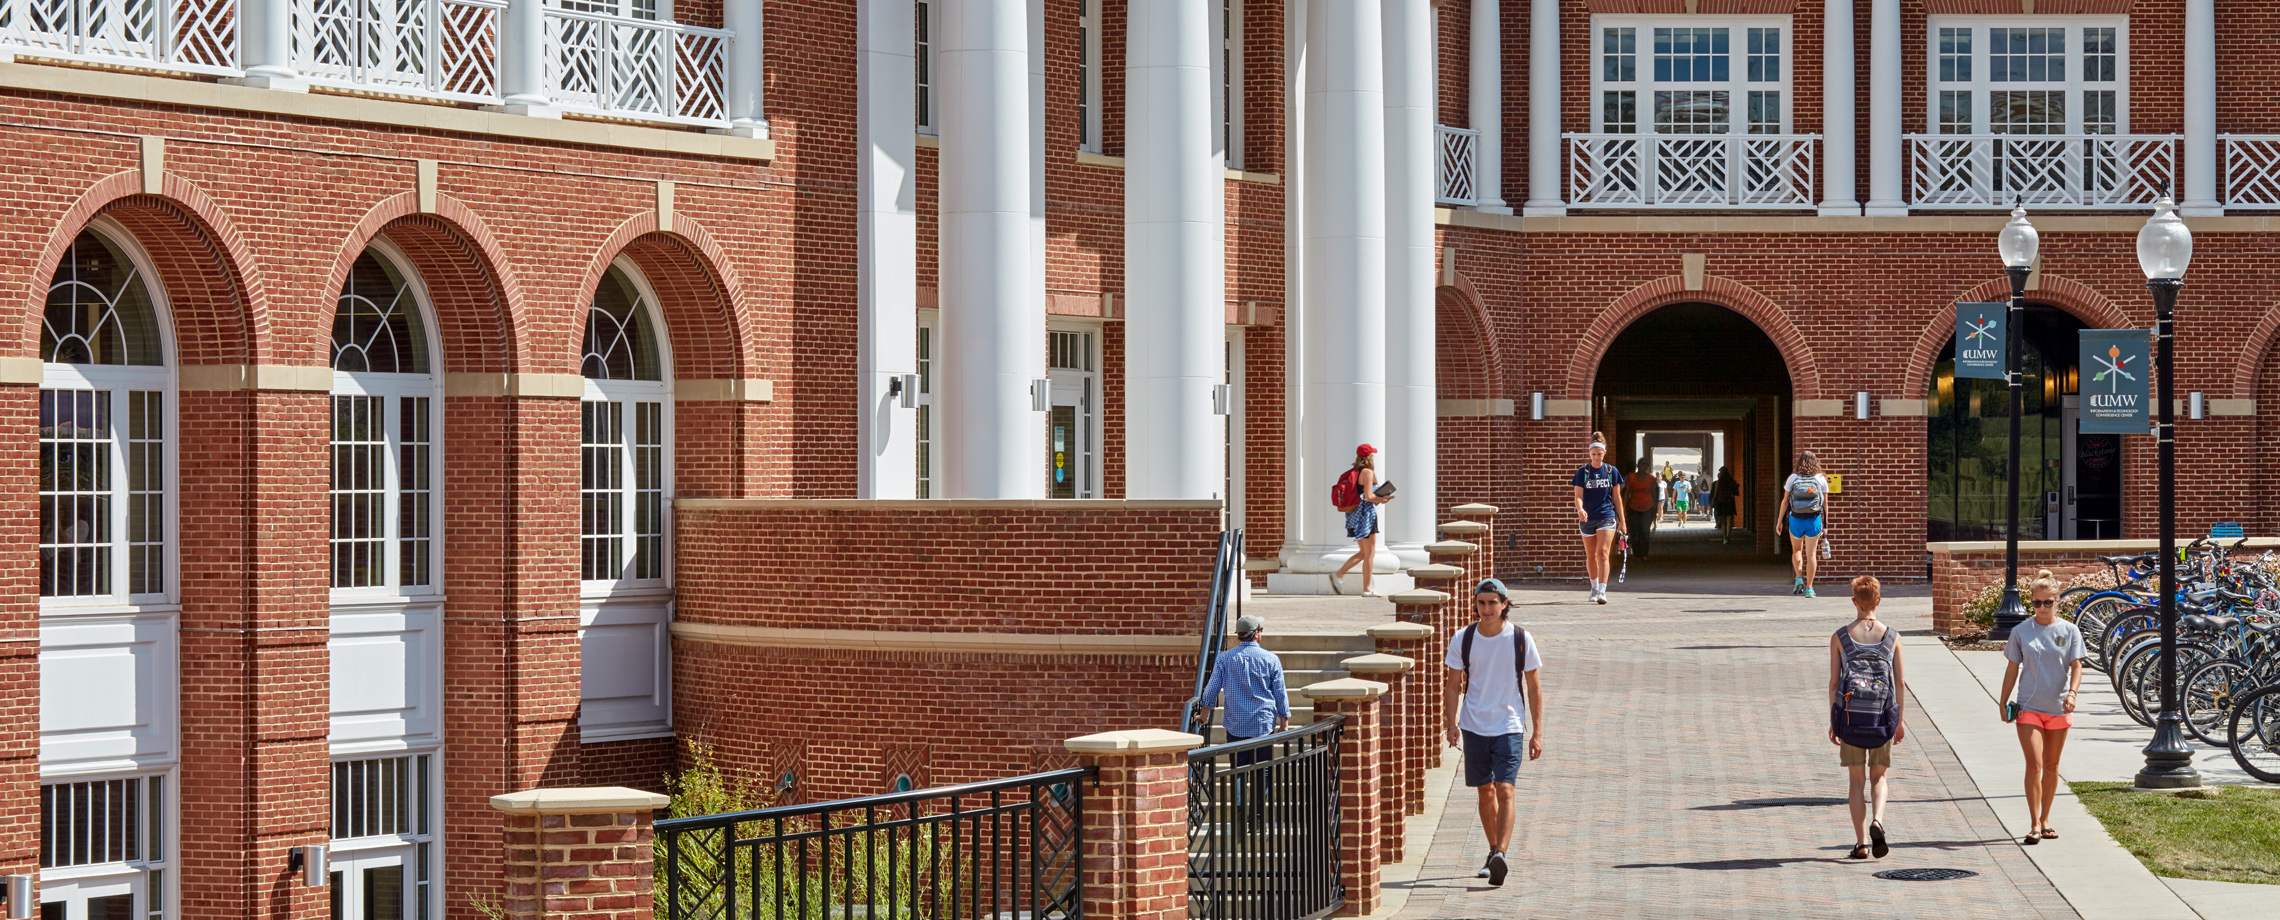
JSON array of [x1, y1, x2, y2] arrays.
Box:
[[2004, 617, 2087, 716]]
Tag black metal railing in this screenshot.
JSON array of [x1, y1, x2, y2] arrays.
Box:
[[1187, 718, 1345, 920], [657, 768, 1095, 920], [1184, 529, 1246, 736]]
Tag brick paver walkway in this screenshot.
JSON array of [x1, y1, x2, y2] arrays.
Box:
[[1393, 577, 2081, 919]]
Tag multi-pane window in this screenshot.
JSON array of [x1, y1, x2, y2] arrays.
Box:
[[915, 1, 935, 134], [1078, 0, 1098, 152], [1593, 19, 1788, 135], [915, 322, 934, 499], [41, 229, 169, 605], [1221, 0, 1242, 167], [1926, 19, 2127, 135], [551, 0, 661, 21], [39, 775, 170, 920], [330, 755, 435, 920], [330, 247, 437, 596], [580, 265, 669, 584]]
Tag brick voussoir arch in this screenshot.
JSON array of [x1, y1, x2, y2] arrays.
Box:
[[2231, 303, 2280, 399], [321, 193, 527, 374], [1437, 271, 1506, 401], [578, 212, 755, 381], [1567, 275, 1820, 399], [24, 170, 269, 364], [1901, 274, 2134, 398]]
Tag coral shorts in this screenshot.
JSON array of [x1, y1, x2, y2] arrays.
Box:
[[2017, 710, 2074, 731]]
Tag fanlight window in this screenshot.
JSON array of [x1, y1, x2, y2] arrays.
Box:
[[329, 246, 437, 594], [332, 252, 431, 375], [582, 269, 663, 382], [580, 266, 667, 583], [44, 232, 163, 367], [41, 229, 169, 602]]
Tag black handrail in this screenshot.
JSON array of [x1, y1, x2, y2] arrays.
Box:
[[1187, 717, 1345, 920], [1183, 529, 1245, 736]]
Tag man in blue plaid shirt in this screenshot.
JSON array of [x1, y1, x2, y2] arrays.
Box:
[[1194, 615, 1289, 830]]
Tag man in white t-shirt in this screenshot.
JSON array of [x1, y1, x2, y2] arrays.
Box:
[[1442, 578, 1545, 887]]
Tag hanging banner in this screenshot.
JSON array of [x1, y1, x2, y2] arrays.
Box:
[[1954, 303, 2008, 379], [2080, 329, 2151, 434]]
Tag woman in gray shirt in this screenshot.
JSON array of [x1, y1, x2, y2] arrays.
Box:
[[1998, 569, 2086, 845]]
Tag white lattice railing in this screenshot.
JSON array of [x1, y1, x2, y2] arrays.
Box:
[[545, 7, 727, 126], [2221, 136, 2280, 210], [1904, 134, 2177, 209], [292, 0, 504, 103], [1436, 124, 1479, 206], [0, 0, 239, 74], [1566, 133, 1818, 209]]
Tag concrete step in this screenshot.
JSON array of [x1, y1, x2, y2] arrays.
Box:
[[1259, 633, 1377, 653], [1264, 572, 1416, 596]]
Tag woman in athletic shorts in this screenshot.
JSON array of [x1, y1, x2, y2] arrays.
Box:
[[2000, 569, 2086, 845], [1571, 433, 1626, 604], [1777, 451, 1830, 597]]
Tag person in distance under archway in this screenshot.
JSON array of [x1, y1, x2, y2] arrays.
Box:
[[1571, 434, 1627, 604], [1624, 460, 1659, 558], [1777, 451, 1830, 597]]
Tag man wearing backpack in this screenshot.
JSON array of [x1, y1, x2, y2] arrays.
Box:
[[1442, 578, 1544, 887]]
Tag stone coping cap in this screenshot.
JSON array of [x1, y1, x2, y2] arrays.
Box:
[[1390, 589, 1450, 605], [1438, 521, 1490, 534], [491, 787, 670, 815], [1406, 564, 1464, 578], [1927, 537, 2280, 553], [1243, 559, 1284, 572], [1340, 653, 1415, 673], [1366, 622, 1435, 639], [1064, 728, 1206, 754], [1425, 541, 1479, 555], [1300, 678, 1389, 701], [1453, 503, 1500, 515]]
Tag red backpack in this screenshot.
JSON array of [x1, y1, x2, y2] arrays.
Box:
[[1331, 468, 1362, 513]]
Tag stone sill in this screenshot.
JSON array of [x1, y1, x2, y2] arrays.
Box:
[[1928, 537, 2280, 554], [676, 498, 1223, 511], [1439, 207, 2280, 236]]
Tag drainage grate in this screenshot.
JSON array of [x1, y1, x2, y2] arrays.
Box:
[[1875, 868, 1978, 882]]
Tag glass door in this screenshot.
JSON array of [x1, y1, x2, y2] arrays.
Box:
[[40, 875, 141, 920], [329, 850, 408, 920]]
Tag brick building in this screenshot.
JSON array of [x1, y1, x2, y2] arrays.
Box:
[[5, 1, 2275, 920]]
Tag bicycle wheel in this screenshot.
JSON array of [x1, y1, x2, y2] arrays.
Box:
[[2115, 641, 2161, 728], [2075, 595, 2136, 664], [2101, 611, 2160, 675], [2226, 682, 2280, 784], [2183, 659, 2253, 745]]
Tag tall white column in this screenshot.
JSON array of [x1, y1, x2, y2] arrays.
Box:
[[1383, 0, 1436, 568], [1281, 0, 1310, 564], [723, 0, 769, 136], [1864, 0, 1905, 215], [237, 0, 303, 88], [2181, 0, 2220, 215], [1521, 0, 1562, 215], [1126, 0, 1228, 500], [855, 0, 918, 498], [1294, 0, 1391, 572], [498, 0, 551, 111], [1819, 0, 1859, 215], [938, 0, 1042, 498], [1467, 0, 1509, 213]]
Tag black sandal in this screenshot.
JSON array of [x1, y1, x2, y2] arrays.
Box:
[[2039, 827, 2058, 840], [1870, 822, 1890, 858], [1846, 844, 1871, 860], [2021, 833, 2040, 846]]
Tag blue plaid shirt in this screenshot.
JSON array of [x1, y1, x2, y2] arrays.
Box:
[[1200, 641, 1290, 739]]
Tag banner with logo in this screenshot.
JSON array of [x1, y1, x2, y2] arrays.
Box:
[[1953, 303, 2008, 379], [2080, 329, 2151, 434]]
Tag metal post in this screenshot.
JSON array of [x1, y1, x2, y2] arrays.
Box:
[[2137, 277, 2201, 788], [1988, 264, 2032, 640]]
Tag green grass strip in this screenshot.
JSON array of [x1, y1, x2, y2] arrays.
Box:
[[2070, 781, 2280, 886]]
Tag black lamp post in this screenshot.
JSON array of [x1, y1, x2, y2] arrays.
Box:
[[2135, 194, 2203, 789], [1988, 204, 2038, 641]]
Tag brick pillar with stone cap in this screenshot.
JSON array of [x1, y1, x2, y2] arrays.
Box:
[[1063, 728, 1203, 920], [1300, 678, 1387, 917], [492, 787, 672, 920], [1338, 654, 1414, 863], [1373, 602, 1437, 780], [1453, 503, 1499, 581], [1426, 541, 1478, 630], [1438, 520, 1490, 588], [1367, 621, 1434, 810]]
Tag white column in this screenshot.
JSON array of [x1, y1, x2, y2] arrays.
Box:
[[723, 0, 769, 136], [1863, 0, 1905, 215], [855, 0, 918, 498], [1126, 0, 1228, 500], [498, 0, 553, 112], [938, 0, 1041, 499], [1467, 0, 1509, 213], [1383, 0, 1436, 568], [236, 0, 303, 88], [1521, 0, 1562, 215], [1294, 0, 1391, 572], [2181, 0, 2220, 215], [1819, 0, 1859, 215], [1281, 0, 1309, 565]]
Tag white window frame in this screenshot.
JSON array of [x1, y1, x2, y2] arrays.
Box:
[[578, 262, 675, 594], [1217, 0, 1243, 167], [1224, 329, 1243, 525], [916, 0, 937, 136], [915, 309, 938, 499], [1589, 15, 1793, 136], [577, 259, 674, 741], [1924, 16, 2129, 136], [548, 0, 671, 23], [1078, 0, 1101, 153], [328, 750, 442, 920], [38, 768, 177, 920], [1044, 322, 1100, 500], [330, 237, 446, 605]]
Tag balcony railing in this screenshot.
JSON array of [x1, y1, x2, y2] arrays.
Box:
[[1905, 134, 2177, 209], [2222, 135, 2280, 210], [0, 0, 239, 75], [1566, 133, 1818, 209], [545, 6, 726, 126], [292, 0, 503, 103], [1436, 124, 1478, 206]]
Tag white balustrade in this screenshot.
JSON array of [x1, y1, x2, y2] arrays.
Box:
[[2220, 136, 2280, 210], [293, 0, 505, 102], [1, 0, 239, 74], [1436, 124, 1478, 206], [1565, 133, 1818, 209], [544, 6, 728, 126], [1904, 134, 2178, 209]]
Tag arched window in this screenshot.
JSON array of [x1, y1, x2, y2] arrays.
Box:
[[329, 244, 440, 594], [579, 263, 670, 584]]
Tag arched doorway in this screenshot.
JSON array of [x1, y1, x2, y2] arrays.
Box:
[[1926, 305, 2095, 541], [1593, 302, 1794, 563]]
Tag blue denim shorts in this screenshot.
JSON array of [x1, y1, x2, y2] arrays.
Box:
[[1462, 730, 1524, 787]]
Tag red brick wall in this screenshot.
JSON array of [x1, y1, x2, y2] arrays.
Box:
[[579, 738, 677, 794]]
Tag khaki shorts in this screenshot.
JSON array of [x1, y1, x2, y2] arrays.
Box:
[[1839, 741, 1892, 768]]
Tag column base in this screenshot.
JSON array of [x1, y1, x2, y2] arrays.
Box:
[[225, 74, 308, 92], [710, 122, 772, 139], [484, 101, 561, 118], [2179, 202, 2224, 218], [1265, 572, 1417, 596], [1520, 203, 1567, 217], [1863, 202, 1910, 217], [1281, 543, 1404, 575], [1385, 541, 1431, 569], [1472, 203, 1513, 216], [1817, 203, 1860, 217]]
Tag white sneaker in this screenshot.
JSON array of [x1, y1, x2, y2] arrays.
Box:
[[1594, 589, 1608, 605]]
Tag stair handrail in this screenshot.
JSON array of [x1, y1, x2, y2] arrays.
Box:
[[1181, 528, 1243, 736]]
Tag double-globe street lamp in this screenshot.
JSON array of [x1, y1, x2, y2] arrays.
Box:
[[2136, 194, 2202, 789], [1987, 204, 2038, 642]]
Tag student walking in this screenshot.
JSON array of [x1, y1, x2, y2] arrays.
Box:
[[1829, 575, 1906, 860], [1330, 444, 1394, 596], [2000, 570, 2087, 845], [1712, 466, 1739, 545], [1442, 579, 1544, 887], [1571, 433, 1627, 604], [1194, 614, 1290, 827], [1673, 474, 1694, 525], [1778, 451, 1831, 597], [1624, 460, 1659, 557]]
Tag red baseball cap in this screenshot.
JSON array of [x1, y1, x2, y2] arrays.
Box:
[[1356, 444, 1378, 455]]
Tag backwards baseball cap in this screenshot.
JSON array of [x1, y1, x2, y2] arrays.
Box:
[[1355, 444, 1378, 456], [1234, 615, 1267, 638], [1475, 578, 1509, 599]]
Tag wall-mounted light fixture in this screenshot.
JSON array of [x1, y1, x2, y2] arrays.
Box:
[[2190, 391, 2205, 420], [1030, 379, 1050, 412], [290, 845, 328, 888], [1211, 384, 1234, 416], [3, 874, 32, 920], [1529, 392, 1545, 421], [1855, 392, 1870, 420]]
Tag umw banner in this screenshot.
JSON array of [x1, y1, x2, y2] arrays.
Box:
[[2080, 329, 2151, 434], [1954, 303, 2007, 380]]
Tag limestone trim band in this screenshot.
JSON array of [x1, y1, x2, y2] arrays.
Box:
[[675, 378, 775, 402], [1438, 208, 2280, 236], [671, 621, 1200, 656], [180, 364, 333, 391], [1437, 398, 1515, 417], [443, 372, 586, 398], [673, 497, 1224, 511], [1927, 537, 2280, 553], [490, 786, 670, 814]]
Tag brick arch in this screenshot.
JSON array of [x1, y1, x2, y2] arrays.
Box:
[[2231, 303, 2280, 399], [320, 194, 526, 375], [1566, 275, 1820, 399], [25, 171, 267, 365], [577, 213, 753, 381], [1435, 273, 1504, 401], [1900, 274, 2134, 398]]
